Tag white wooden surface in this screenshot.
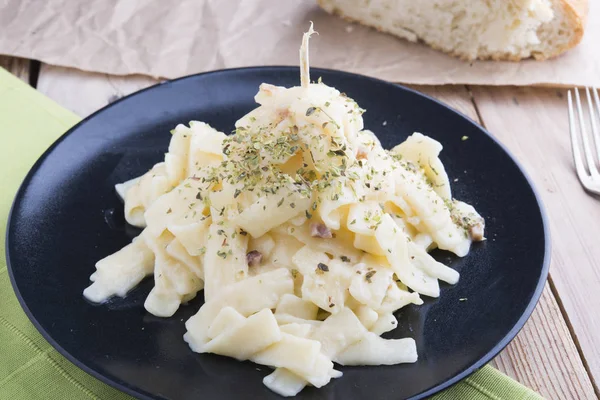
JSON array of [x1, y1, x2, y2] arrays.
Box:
[[472, 86, 600, 397], [3, 59, 598, 399], [36, 64, 159, 117]]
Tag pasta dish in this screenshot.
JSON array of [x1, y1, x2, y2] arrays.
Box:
[[83, 24, 484, 396]]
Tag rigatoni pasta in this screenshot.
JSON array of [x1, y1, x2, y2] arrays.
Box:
[[83, 25, 485, 396]]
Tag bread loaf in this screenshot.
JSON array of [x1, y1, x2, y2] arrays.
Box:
[[317, 0, 588, 60]]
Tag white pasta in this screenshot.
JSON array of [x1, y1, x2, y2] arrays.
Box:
[[392, 132, 452, 200], [202, 221, 248, 301], [310, 307, 367, 359], [276, 294, 319, 320], [354, 305, 379, 330], [370, 313, 398, 335], [202, 308, 282, 360], [122, 163, 170, 228], [231, 183, 311, 238], [263, 368, 309, 398], [83, 26, 485, 397], [279, 323, 314, 338], [335, 332, 418, 366], [83, 236, 154, 303], [349, 262, 394, 310]]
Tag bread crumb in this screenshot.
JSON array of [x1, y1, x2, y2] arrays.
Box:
[[345, 25, 354, 33], [317, 0, 576, 61], [382, 120, 387, 126]]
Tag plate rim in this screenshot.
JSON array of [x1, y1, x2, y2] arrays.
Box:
[[5, 66, 551, 400]]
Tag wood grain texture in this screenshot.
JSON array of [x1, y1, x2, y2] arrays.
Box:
[[493, 285, 597, 399], [472, 86, 600, 398], [36, 64, 159, 117], [415, 84, 597, 400], [0, 56, 30, 83], [34, 66, 596, 398]]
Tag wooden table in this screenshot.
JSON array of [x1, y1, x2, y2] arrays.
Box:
[[2, 55, 599, 400]]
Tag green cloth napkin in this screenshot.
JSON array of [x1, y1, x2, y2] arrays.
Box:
[[0, 67, 543, 400]]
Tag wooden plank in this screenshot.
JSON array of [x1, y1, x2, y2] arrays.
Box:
[[35, 66, 594, 398], [36, 64, 159, 117], [493, 285, 597, 399], [471, 85, 600, 397], [413, 84, 596, 399], [0, 56, 30, 83]]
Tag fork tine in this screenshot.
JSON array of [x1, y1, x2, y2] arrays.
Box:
[[574, 88, 599, 176], [591, 87, 600, 161], [568, 90, 589, 183]]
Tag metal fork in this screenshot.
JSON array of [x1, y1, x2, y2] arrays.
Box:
[[568, 87, 600, 195]]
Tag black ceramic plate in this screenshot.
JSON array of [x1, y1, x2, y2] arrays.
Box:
[[6, 67, 549, 400]]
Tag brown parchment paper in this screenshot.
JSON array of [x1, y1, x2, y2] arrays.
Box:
[[0, 0, 598, 87]]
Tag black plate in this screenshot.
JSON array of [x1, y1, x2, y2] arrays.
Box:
[[6, 67, 549, 400]]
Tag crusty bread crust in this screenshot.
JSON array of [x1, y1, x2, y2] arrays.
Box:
[[541, 0, 588, 59], [317, 0, 588, 61]]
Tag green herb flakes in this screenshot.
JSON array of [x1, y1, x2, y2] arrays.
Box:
[[365, 270, 376, 283], [217, 250, 228, 259], [317, 263, 329, 273]]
